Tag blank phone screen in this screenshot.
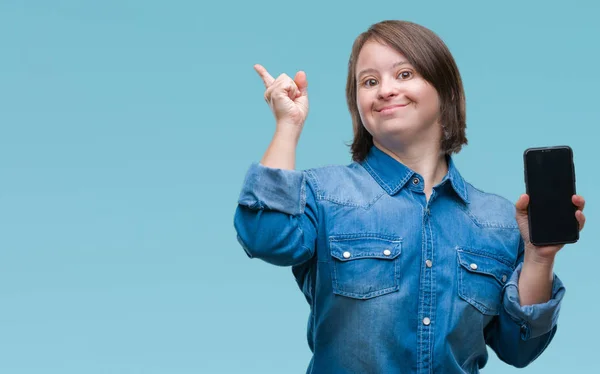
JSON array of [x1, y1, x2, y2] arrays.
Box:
[[525, 147, 578, 245]]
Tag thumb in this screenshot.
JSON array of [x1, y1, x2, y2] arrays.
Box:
[[515, 194, 529, 216], [294, 71, 308, 94]]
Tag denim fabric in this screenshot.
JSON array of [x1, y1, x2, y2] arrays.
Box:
[[234, 145, 565, 374]]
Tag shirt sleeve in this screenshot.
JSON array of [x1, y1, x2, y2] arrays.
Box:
[[503, 262, 566, 340], [233, 162, 318, 267], [485, 238, 566, 368]]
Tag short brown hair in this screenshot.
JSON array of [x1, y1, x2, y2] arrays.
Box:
[[346, 20, 467, 162]]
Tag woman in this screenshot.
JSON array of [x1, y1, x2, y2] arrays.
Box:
[[233, 20, 586, 373]]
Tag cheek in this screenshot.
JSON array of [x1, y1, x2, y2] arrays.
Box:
[[356, 93, 371, 119], [424, 91, 441, 116], [412, 84, 440, 114], [405, 82, 427, 103]]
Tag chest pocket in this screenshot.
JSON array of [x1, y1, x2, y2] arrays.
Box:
[[457, 249, 514, 315], [329, 234, 402, 300]]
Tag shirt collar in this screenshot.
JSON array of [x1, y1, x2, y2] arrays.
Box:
[[359, 145, 469, 204]]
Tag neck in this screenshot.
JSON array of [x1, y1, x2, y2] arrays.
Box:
[[373, 138, 448, 200]]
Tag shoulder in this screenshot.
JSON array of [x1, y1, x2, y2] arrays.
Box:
[[303, 162, 385, 208], [303, 162, 369, 187], [462, 182, 518, 229]]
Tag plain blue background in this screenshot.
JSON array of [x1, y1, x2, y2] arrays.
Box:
[[1, 0, 597, 373]]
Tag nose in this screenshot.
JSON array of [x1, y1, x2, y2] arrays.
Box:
[[377, 78, 399, 100]]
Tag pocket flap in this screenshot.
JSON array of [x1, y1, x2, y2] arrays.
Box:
[[457, 249, 513, 284], [330, 235, 402, 261]]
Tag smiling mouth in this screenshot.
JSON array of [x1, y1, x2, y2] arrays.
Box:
[[377, 103, 410, 113]]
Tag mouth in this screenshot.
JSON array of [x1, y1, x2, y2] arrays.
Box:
[[376, 103, 410, 114]]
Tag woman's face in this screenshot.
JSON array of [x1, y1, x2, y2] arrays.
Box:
[[355, 40, 442, 149]]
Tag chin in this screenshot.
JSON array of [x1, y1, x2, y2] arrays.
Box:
[[373, 121, 418, 136]]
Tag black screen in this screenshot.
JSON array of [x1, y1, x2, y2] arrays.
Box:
[[525, 147, 578, 245]]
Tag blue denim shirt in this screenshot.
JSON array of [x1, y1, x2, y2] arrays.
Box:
[[234, 145, 565, 374]]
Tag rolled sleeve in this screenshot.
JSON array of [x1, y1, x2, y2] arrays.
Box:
[[234, 162, 318, 266], [237, 162, 307, 216], [503, 262, 566, 340]]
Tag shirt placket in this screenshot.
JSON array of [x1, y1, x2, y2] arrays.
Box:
[[417, 190, 436, 374]]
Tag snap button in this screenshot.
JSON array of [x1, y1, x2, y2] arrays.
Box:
[[412, 177, 420, 185], [423, 317, 431, 326], [502, 274, 508, 283], [383, 249, 391, 256], [343, 251, 351, 259], [470, 263, 478, 270], [425, 260, 432, 268]]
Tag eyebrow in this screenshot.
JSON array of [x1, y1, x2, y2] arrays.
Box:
[[357, 61, 411, 79]]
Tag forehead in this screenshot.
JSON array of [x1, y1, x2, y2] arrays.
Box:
[[355, 40, 409, 71]]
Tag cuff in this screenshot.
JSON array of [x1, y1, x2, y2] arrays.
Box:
[[237, 162, 307, 216], [503, 262, 566, 340]]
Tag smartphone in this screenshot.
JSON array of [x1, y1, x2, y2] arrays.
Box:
[[523, 146, 578, 246]]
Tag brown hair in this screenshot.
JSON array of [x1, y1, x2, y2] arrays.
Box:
[[346, 20, 467, 162]]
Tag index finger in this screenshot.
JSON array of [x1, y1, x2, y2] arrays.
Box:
[[254, 64, 275, 88], [573, 195, 585, 211]]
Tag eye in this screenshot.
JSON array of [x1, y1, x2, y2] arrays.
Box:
[[397, 71, 413, 80], [362, 78, 378, 87]]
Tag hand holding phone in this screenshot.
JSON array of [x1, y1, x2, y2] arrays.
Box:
[[523, 145, 579, 246]]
